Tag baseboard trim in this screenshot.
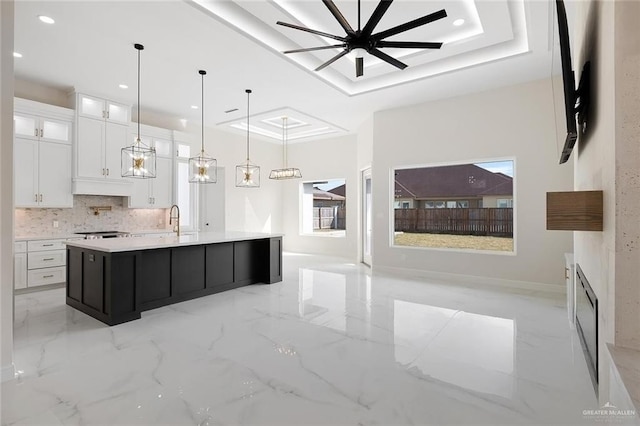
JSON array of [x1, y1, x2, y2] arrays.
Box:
[[373, 265, 565, 295], [1, 363, 15, 382]]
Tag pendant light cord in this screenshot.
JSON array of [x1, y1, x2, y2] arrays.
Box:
[[358, 0, 361, 32], [246, 89, 251, 162], [201, 71, 205, 154], [134, 44, 144, 145], [282, 117, 288, 168]]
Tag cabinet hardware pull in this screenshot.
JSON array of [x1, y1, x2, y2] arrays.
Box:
[[106, 168, 109, 176], [40, 129, 43, 138], [565, 267, 569, 280], [35, 128, 39, 137], [35, 194, 38, 202], [102, 168, 105, 176], [42, 244, 53, 247], [102, 111, 106, 119], [43, 258, 54, 261], [106, 110, 110, 119], [42, 275, 54, 278], [39, 194, 43, 202]]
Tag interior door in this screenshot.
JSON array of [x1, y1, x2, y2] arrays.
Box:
[[362, 168, 372, 266], [199, 166, 225, 232]]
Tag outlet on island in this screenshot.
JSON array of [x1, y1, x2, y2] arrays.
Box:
[[53, 220, 59, 228]]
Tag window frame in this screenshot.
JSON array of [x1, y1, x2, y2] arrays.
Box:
[[390, 157, 517, 255], [299, 179, 347, 238]]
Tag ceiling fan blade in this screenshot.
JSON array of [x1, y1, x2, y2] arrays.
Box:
[[361, 0, 394, 37], [315, 49, 350, 71], [322, 0, 355, 35], [277, 21, 347, 42], [377, 41, 443, 49], [373, 9, 447, 41], [368, 48, 407, 70], [284, 44, 346, 54]]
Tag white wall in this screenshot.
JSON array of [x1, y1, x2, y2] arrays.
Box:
[[1, 0, 15, 382], [282, 134, 358, 260], [174, 126, 283, 234], [573, 0, 640, 351], [372, 78, 574, 287]]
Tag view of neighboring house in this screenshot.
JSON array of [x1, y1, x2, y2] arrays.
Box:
[[312, 186, 345, 208], [394, 164, 513, 209]]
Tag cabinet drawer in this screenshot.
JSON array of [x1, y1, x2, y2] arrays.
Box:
[[27, 239, 67, 251], [28, 266, 66, 287], [28, 250, 66, 269], [14, 241, 27, 253]]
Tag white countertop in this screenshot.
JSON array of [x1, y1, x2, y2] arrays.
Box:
[[65, 231, 283, 253]]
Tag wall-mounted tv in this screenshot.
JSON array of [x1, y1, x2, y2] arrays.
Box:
[[556, 0, 590, 164]]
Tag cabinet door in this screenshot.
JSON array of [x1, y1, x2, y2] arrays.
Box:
[[14, 253, 27, 290], [104, 121, 128, 178], [39, 142, 73, 207], [14, 138, 39, 207], [128, 178, 151, 208], [77, 116, 105, 179], [78, 94, 106, 120], [152, 157, 173, 208], [41, 118, 71, 144], [106, 101, 129, 124], [14, 113, 38, 140]]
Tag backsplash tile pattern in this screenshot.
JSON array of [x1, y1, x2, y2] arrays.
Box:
[[15, 195, 169, 237]]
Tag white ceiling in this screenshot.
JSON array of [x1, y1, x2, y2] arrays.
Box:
[[12, 0, 557, 143]]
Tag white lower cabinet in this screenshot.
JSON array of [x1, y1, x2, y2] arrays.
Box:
[[15, 238, 69, 290], [14, 242, 27, 290]]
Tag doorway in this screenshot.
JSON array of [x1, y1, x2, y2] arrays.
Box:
[[361, 168, 372, 266]]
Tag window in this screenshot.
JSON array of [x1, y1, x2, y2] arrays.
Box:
[[497, 199, 513, 208], [175, 143, 198, 230], [393, 160, 514, 252], [301, 179, 346, 237]]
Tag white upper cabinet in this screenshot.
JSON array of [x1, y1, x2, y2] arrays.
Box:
[[13, 98, 74, 208], [72, 93, 133, 196], [127, 125, 174, 208], [78, 94, 129, 124], [14, 112, 71, 144]]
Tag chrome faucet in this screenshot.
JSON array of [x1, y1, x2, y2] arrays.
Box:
[[169, 204, 180, 236]]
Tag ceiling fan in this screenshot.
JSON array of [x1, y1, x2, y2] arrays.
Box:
[[276, 0, 447, 78]]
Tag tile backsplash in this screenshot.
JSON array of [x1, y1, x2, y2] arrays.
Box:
[[15, 195, 169, 237]]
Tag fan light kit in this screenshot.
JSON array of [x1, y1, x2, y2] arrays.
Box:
[[189, 70, 217, 184], [269, 117, 302, 180], [121, 43, 157, 179], [277, 0, 447, 77]]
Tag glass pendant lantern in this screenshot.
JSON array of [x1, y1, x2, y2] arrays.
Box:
[[121, 43, 157, 179], [189, 70, 217, 184], [269, 116, 302, 180], [236, 89, 260, 187]]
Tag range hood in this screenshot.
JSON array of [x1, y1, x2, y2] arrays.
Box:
[[72, 177, 133, 197]]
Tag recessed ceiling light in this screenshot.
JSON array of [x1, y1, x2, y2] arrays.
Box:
[[13, 52, 22, 58], [191, 105, 198, 109], [38, 15, 55, 24], [118, 84, 128, 89], [453, 18, 465, 27]]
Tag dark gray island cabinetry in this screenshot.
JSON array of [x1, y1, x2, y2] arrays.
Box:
[[66, 232, 282, 325]]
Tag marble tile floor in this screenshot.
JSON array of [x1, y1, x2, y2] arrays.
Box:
[[1, 253, 604, 425]]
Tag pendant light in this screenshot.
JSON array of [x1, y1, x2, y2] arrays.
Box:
[[236, 89, 260, 187], [269, 117, 302, 180], [189, 70, 217, 184], [121, 43, 157, 178]]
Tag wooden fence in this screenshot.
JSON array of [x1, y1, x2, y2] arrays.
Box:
[[313, 206, 346, 230], [394, 208, 513, 237]]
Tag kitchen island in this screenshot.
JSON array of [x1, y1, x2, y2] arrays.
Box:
[[66, 232, 282, 325]]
